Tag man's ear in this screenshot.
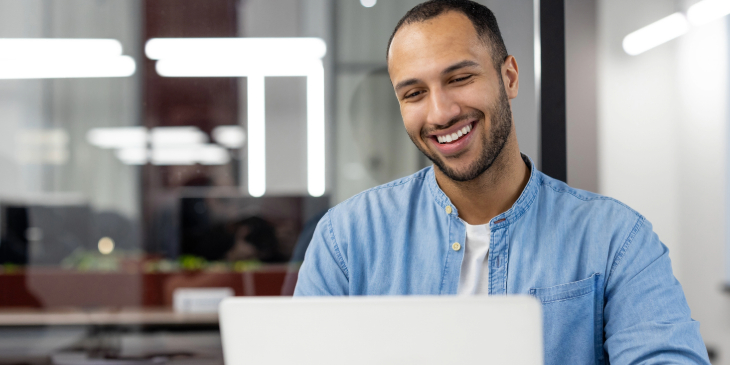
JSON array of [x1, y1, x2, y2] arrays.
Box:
[[502, 55, 519, 99]]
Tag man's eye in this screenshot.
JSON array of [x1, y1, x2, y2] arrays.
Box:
[[404, 90, 422, 99], [452, 75, 472, 83]]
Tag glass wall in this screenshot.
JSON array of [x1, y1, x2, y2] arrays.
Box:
[[0, 0, 540, 362]]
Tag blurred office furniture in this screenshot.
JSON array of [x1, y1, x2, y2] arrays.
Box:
[[0, 265, 294, 309], [179, 192, 328, 263], [0, 206, 30, 265], [0, 201, 93, 266]]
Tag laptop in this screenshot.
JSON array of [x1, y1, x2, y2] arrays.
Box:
[[219, 295, 543, 365]]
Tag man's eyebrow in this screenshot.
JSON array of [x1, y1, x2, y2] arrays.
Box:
[[394, 78, 420, 93], [441, 60, 479, 75], [394, 60, 479, 93]]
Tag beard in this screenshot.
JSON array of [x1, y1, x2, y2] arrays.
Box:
[[408, 82, 513, 182]]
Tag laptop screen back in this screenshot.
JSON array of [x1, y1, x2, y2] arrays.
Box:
[[220, 296, 543, 365]]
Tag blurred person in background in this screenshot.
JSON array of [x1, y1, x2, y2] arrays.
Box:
[[226, 216, 285, 263]]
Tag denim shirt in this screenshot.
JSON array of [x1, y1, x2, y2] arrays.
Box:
[[294, 156, 709, 364]]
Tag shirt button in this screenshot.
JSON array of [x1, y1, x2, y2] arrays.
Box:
[[452, 242, 461, 251], [445, 205, 453, 214]]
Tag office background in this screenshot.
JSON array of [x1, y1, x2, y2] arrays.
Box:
[[0, 0, 728, 363]]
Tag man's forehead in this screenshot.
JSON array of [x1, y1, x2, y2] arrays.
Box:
[[388, 11, 486, 75]]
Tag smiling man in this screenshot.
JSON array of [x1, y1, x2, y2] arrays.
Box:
[[294, 1, 709, 363]]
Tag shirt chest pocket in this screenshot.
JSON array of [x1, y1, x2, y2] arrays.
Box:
[[529, 273, 604, 365]]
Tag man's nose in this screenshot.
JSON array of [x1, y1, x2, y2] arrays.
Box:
[[426, 87, 461, 126]]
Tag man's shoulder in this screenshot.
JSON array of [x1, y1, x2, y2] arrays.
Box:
[[533, 171, 643, 223]]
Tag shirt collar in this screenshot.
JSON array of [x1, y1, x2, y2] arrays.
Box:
[[425, 153, 540, 228]]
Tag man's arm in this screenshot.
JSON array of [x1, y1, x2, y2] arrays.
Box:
[[294, 211, 349, 296], [603, 216, 709, 364]]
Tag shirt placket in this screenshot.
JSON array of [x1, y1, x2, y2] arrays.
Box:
[[488, 226, 508, 295], [440, 204, 465, 295]]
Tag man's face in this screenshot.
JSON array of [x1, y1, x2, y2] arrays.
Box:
[[388, 11, 515, 182]]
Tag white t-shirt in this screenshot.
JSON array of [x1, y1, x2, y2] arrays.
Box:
[[457, 222, 491, 295]]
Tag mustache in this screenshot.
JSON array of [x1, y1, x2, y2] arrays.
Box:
[[420, 110, 485, 139]]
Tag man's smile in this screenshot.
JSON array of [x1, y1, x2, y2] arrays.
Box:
[[427, 120, 478, 156]]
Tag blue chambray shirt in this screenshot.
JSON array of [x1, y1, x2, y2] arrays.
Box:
[[294, 156, 709, 364]]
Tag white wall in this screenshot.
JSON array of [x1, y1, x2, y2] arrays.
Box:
[[599, 0, 730, 361]]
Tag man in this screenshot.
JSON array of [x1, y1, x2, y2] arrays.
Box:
[[294, 0, 709, 363]]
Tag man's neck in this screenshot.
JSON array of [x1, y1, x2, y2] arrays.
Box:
[[434, 140, 531, 225]]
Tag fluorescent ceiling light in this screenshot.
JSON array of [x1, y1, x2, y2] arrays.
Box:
[[18, 129, 69, 147], [116, 148, 148, 165], [248, 75, 266, 198], [197, 145, 231, 165], [0, 56, 135, 79], [90, 126, 233, 166], [212, 125, 246, 149], [0, 38, 135, 79], [622, 13, 690, 55], [151, 144, 229, 166], [150, 127, 207, 147], [145, 38, 326, 61], [87, 127, 147, 149], [16, 129, 70, 165], [307, 63, 326, 197], [361, 0, 377, 7], [0, 38, 123, 57], [146, 37, 327, 197], [687, 0, 730, 26], [155, 58, 321, 78]]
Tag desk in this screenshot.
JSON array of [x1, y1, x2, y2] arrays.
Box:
[[0, 267, 291, 308], [0, 309, 222, 365], [0, 308, 218, 326]]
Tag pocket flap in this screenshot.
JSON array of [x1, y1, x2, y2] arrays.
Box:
[[529, 273, 601, 303]]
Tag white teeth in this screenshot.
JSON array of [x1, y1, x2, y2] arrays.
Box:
[[436, 124, 472, 144]]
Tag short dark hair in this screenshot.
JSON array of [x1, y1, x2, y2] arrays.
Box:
[[387, 0, 508, 71]]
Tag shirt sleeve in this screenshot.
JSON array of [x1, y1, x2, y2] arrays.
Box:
[[293, 211, 349, 296], [603, 216, 710, 364]]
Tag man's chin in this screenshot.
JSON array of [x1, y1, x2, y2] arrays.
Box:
[[432, 159, 486, 182], [414, 141, 487, 182]]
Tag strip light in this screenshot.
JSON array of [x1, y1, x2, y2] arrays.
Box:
[[212, 126, 246, 149], [151, 144, 229, 166], [150, 126, 208, 147], [624, 0, 730, 56], [145, 38, 327, 197], [0, 39, 135, 79], [0, 38, 123, 57], [87, 127, 147, 149], [623, 13, 690, 56], [360, 0, 377, 7], [248, 75, 266, 197], [687, 0, 730, 26], [145, 38, 326, 62], [89, 126, 234, 166]]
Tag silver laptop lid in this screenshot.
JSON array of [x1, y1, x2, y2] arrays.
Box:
[[220, 295, 543, 365]]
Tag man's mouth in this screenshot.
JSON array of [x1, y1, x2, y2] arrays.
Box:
[[434, 123, 473, 144]]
